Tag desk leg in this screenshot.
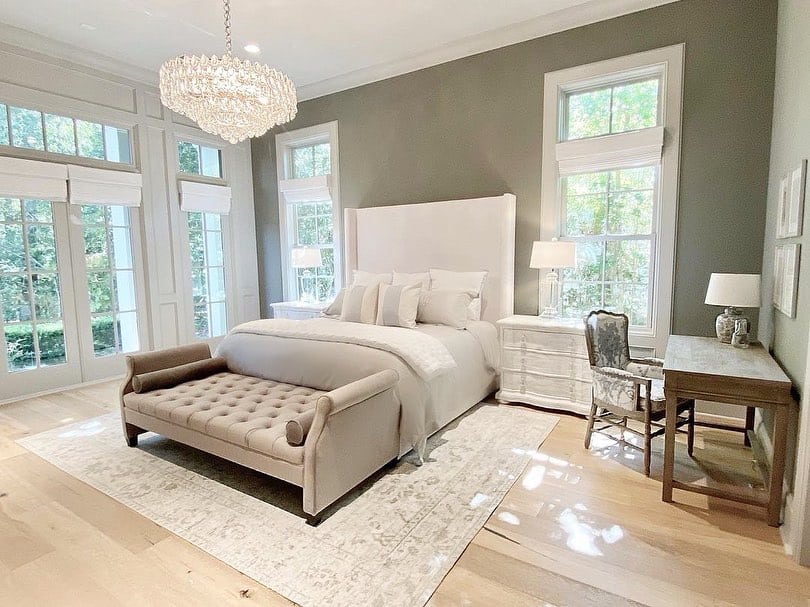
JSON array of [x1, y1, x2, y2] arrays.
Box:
[[744, 406, 755, 447], [768, 405, 788, 526], [662, 392, 678, 503]]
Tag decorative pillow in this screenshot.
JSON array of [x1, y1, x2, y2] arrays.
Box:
[[321, 288, 345, 318], [392, 271, 430, 291], [352, 270, 392, 286], [286, 409, 316, 446], [467, 297, 482, 321], [340, 283, 380, 324], [429, 268, 487, 297], [132, 357, 228, 393], [417, 290, 473, 329], [376, 283, 421, 328]]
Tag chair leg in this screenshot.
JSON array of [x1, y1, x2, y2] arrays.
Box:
[[643, 408, 652, 477], [687, 403, 695, 457], [584, 401, 598, 449]]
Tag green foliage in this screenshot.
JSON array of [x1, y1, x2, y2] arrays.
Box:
[[178, 141, 200, 174], [45, 113, 77, 155], [10, 106, 44, 150], [0, 103, 8, 146], [292, 143, 330, 179], [4, 320, 70, 370], [76, 120, 104, 159], [566, 78, 658, 140]]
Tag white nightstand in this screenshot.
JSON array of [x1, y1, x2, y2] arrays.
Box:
[[270, 301, 327, 320], [496, 315, 592, 415]]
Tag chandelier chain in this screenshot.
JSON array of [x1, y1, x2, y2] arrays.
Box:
[[223, 0, 232, 55]]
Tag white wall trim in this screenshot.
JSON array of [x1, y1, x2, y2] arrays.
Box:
[[539, 43, 684, 356]]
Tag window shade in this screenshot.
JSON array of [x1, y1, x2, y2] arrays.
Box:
[[179, 180, 232, 214], [556, 126, 664, 176], [0, 156, 68, 201], [68, 165, 142, 206], [279, 175, 332, 203]]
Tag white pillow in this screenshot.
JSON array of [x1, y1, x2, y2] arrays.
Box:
[[417, 290, 472, 329], [467, 297, 482, 321], [321, 288, 345, 318], [340, 283, 380, 324], [429, 268, 487, 297], [353, 270, 392, 286], [376, 283, 421, 328], [392, 271, 430, 291]]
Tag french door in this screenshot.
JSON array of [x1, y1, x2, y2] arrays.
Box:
[[0, 197, 147, 400]]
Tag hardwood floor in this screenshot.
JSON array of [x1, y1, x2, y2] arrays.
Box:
[[1, 381, 809, 606]]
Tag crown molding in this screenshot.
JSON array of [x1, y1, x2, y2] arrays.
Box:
[[297, 0, 680, 101], [0, 0, 679, 101], [0, 23, 159, 89]]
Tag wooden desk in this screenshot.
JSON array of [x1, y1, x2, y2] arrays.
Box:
[[662, 336, 793, 526]]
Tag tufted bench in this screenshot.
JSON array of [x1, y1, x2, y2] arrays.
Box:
[[120, 343, 400, 523]]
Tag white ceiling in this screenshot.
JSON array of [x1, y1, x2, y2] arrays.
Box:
[[0, 0, 678, 100]]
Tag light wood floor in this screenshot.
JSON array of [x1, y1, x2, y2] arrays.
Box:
[[1, 382, 809, 606]]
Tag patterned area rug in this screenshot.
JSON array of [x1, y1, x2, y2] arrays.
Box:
[[19, 403, 558, 607]]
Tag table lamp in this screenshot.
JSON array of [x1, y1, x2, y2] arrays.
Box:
[[291, 247, 322, 303], [704, 273, 760, 343], [530, 239, 577, 318]]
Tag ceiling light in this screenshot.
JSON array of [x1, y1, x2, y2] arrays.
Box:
[[80, 23, 96, 31], [159, 0, 297, 144], [243, 43, 261, 54]]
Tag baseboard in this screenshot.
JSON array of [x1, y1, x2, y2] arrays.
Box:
[[0, 374, 124, 406], [693, 411, 746, 430]]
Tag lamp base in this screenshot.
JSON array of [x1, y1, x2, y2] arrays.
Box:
[[715, 307, 745, 343]]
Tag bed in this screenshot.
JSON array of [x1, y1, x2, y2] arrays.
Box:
[[216, 193, 516, 459]]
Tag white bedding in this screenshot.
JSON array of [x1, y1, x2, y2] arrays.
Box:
[[215, 318, 498, 457], [230, 318, 457, 380]]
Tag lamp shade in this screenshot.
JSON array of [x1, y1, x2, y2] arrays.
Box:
[[530, 240, 576, 269], [704, 273, 761, 308], [291, 247, 322, 268]]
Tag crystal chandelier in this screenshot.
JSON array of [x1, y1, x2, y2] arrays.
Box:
[[159, 0, 297, 144]]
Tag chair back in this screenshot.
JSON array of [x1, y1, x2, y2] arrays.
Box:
[[584, 310, 631, 370]]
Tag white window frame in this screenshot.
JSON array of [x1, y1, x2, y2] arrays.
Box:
[[275, 121, 341, 302], [540, 44, 684, 356]]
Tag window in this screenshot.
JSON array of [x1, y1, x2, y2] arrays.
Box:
[[79, 204, 140, 356], [187, 211, 228, 338], [276, 122, 341, 302], [0, 198, 66, 371], [540, 45, 683, 354], [0, 102, 132, 164], [178, 140, 222, 178]]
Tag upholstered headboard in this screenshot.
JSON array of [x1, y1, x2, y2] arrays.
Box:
[[343, 194, 516, 324]]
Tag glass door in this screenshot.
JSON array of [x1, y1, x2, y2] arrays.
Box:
[[0, 198, 82, 400], [68, 203, 147, 381]]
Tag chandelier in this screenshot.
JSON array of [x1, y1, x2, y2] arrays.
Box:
[[159, 0, 297, 144]]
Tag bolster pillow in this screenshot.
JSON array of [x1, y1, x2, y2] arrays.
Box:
[[286, 409, 317, 446], [132, 357, 228, 393]]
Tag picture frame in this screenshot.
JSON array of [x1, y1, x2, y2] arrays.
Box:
[[774, 243, 800, 318], [785, 159, 807, 238], [776, 176, 789, 239]]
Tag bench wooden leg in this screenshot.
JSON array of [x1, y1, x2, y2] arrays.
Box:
[[124, 423, 143, 447]]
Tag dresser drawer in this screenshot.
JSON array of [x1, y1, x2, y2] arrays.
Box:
[[502, 328, 586, 356], [501, 370, 574, 400], [502, 348, 574, 377]]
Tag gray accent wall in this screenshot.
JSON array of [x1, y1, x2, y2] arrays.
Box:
[[252, 0, 777, 336]]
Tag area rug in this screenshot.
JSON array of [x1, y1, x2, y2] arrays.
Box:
[[18, 403, 558, 607]]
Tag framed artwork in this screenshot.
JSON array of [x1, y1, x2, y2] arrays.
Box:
[[776, 176, 789, 239], [785, 159, 807, 238], [774, 243, 800, 318]]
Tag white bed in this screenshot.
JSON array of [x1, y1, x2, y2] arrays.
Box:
[[216, 194, 516, 458]]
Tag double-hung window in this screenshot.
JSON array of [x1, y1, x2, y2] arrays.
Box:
[[540, 45, 684, 355], [275, 122, 341, 302]]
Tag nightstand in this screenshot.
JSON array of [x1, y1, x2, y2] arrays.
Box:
[[496, 315, 591, 415], [270, 301, 326, 320]]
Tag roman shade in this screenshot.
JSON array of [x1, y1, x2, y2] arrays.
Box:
[[68, 165, 143, 206], [0, 156, 68, 201], [179, 180, 232, 214], [556, 126, 664, 176], [279, 175, 331, 203]]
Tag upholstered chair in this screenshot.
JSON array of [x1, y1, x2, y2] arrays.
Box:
[[583, 310, 695, 476]]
